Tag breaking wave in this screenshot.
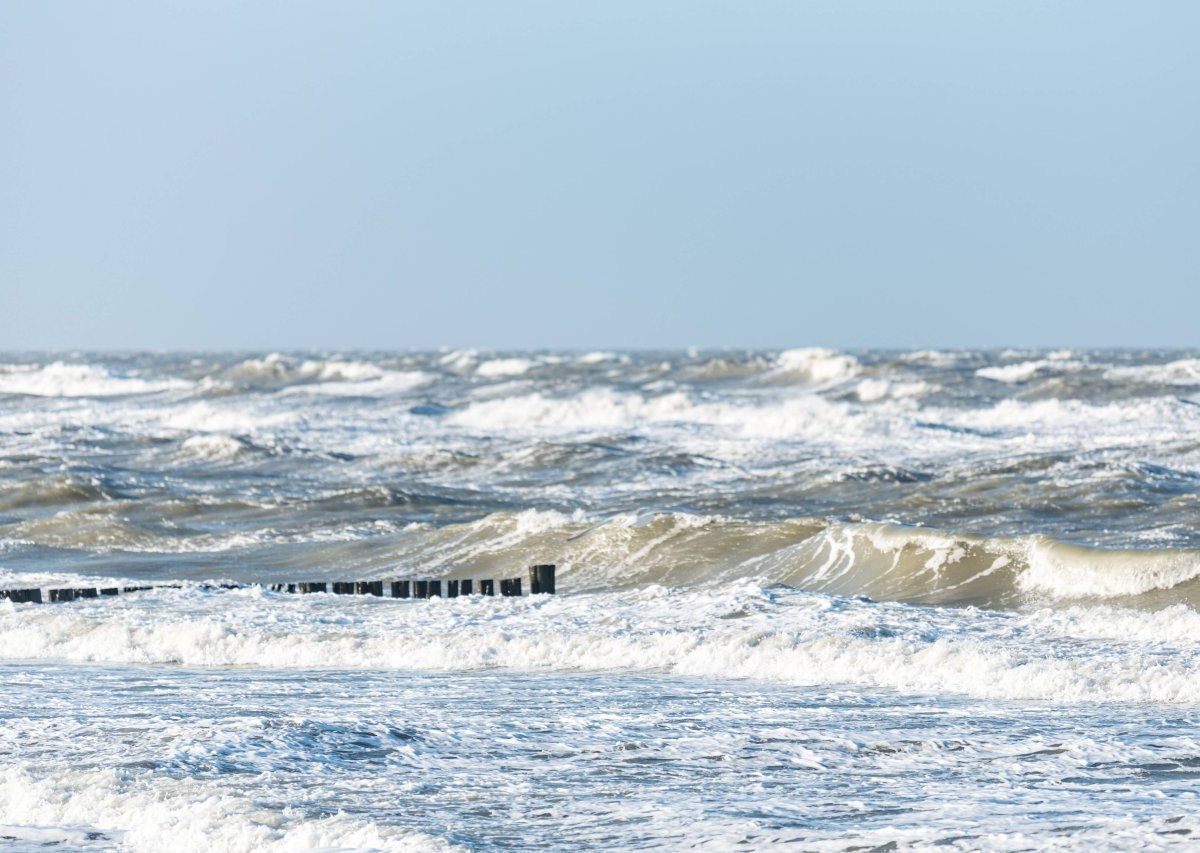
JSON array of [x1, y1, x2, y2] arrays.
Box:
[[342, 510, 1200, 609], [388, 511, 1200, 609], [7, 504, 1200, 609], [3, 576, 1199, 704], [0, 363, 188, 397]]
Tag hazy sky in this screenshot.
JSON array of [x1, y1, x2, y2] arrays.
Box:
[[2, 2, 1197, 351]]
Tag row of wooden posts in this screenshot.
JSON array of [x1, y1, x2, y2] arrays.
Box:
[[1, 564, 557, 605]]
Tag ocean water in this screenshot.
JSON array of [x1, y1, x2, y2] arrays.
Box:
[[2, 348, 1200, 850]]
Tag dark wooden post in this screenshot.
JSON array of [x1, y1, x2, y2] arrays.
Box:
[[528, 564, 556, 595], [76, 588, 98, 599], [480, 579, 494, 596], [501, 578, 522, 597], [414, 580, 429, 599], [460, 579, 473, 595], [304, 582, 328, 593], [429, 580, 442, 598], [100, 587, 119, 596], [391, 580, 410, 598], [52, 588, 74, 602], [333, 582, 353, 595]]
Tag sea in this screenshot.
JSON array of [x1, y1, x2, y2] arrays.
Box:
[[2, 348, 1200, 851]]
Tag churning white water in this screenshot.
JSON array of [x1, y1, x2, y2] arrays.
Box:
[[3, 349, 1200, 849]]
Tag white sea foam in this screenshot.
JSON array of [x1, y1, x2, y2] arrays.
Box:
[[853, 378, 930, 402], [285, 370, 431, 397], [475, 358, 535, 378], [897, 349, 958, 367], [446, 387, 873, 445], [0, 766, 456, 853], [1028, 603, 1200, 645], [1104, 358, 1200, 386], [163, 402, 299, 434], [221, 354, 417, 392], [0, 363, 188, 397], [178, 434, 253, 460], [772, 348, 860, 385], [2, 582, 1198, 703], [437, 349, 478, 372], [1021, 538, 1200, 599], [976, 358, 1082, 383], [576, 351, 623, 365]]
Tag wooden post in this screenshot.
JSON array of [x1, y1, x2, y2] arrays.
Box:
[[429, 580, 442, 598], [414, 580, 429, 599], [460, 579, 473, 595], [480, 579, 494, 596], [100, 587, 119, 596], [334, 582, 354, 595], [447, 580, 459, 598], [391, 580, 410, 598], [501, 578, 522, 597], [76, 588, 98, 599], [51, 588, 74, 602], [303, 581, 327, 593], [528, 564, 556, 595]]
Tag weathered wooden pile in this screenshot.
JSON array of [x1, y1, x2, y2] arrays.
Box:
[[1, 564, 557, 605]]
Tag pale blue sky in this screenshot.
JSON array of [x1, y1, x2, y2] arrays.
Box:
[[2, 2, 1197, 351]]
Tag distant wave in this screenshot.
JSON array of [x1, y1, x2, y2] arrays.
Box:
[[0, 362, 188, 397]]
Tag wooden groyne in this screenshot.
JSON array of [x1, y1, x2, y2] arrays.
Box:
[[1, 565, 556, 606]]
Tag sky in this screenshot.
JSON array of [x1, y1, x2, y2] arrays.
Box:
[[1, 1, 1197, 351]]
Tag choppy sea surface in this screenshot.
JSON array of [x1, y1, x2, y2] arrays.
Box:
[[3, 348, 1200, 850]]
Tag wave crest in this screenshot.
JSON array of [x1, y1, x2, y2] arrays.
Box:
[[385, 511, 1200, 609]]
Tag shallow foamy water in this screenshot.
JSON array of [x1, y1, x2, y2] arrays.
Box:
[[4, 661, 1199, 852]]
